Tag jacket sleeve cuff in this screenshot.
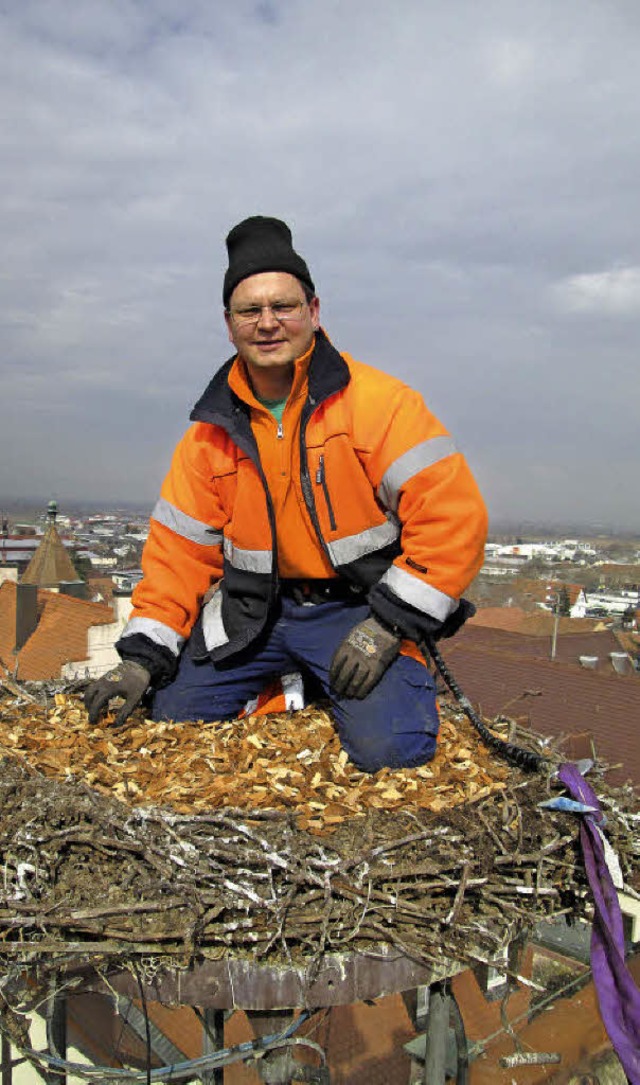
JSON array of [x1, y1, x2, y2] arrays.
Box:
[[115, 633, 179, 688], [368, 583, 444, 642], [369, 585, 475, 643]]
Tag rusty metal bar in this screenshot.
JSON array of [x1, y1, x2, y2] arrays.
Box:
[[77, 947, 456, 1010]]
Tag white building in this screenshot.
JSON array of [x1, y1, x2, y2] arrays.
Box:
[[61, 590, 133, 680]]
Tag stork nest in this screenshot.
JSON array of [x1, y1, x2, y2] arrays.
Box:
[[0, 683, 638, 1006]]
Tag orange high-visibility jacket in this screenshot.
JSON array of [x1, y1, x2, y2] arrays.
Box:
[[117, 330, 487, 684]]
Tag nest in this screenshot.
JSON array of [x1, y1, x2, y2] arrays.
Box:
[[0, 682, 638, 1015]]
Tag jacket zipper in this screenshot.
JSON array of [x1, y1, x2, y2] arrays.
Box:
[[231, 404, 281, 609], [190, 331, 353, 597], [316, 454, 337, 531]]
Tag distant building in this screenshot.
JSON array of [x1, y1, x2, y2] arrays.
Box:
[[0, 565, 19, 588], [20, 501, 83, 593], [480, 578, 588, 619], [112, 569, 143, 591], [585, 588, 640, 617], [541, 580, 587, 618], [61, 589, 133, 680], [0, 582, 120, 681], [0, 502, 133, 681], [494, 542, 558, 561], [1, 501, 82, 581]]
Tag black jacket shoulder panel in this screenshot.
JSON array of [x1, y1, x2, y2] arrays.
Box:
[[307, 330, 351, 404], [189, 355, 238, 424], [189, 355, 258, 460]]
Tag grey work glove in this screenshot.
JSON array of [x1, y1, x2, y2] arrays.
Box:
[[84, 660, 150, 727], [329, 615, 401, 700]]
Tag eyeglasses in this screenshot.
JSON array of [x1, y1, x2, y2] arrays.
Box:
[[227, 300, 307, 327]]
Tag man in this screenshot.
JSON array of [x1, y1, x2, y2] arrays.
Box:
[[85, 216, 487, 772]]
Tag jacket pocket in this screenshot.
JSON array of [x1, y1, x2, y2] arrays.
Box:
[[316, 454, 337, 531]]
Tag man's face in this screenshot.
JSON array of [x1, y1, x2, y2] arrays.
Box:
[[225, 271, 319, 374]]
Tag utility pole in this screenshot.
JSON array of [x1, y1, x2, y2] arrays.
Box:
[[550, 591, 560, 661], [0, 510, 8, 566]]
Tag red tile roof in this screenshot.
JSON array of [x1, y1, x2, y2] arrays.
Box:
[[441, 634, 640, 787], [459, 621, 628, 670], [523, 578, 585, 606], [0, 581, 114, 681], [470, 576, 593, 614], [469, 606, 601, 636], [87, 577, 116, 606]]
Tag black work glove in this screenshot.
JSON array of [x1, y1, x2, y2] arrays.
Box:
[[329, 615, 401, 700], [84, 660, 150, 727]]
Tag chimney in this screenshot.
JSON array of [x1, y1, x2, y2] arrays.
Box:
[[59, 580, 87, 600], [610, 652, 630, 676], [112, 587, 133, 627], [15, 583, 39, 652], [579, 655, 598, 670]]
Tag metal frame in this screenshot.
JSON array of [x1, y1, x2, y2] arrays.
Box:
[[16, 951, 476, 1084], [404, 981, 470, 1085]]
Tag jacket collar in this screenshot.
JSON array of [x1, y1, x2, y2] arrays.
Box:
[[227, 339, 315, 410], [189, 328, 350, 429]]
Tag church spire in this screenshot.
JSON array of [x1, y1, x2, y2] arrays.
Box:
[[20, 500, 81, 590]]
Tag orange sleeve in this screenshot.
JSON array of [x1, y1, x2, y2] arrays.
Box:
[[130, 425, 227, 640]]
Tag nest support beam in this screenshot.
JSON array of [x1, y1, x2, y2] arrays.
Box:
[[404, 980, 469, 1085], [200, 1008, 225, 1085]]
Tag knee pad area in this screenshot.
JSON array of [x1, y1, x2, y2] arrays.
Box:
[[341, 725, 438, 774]]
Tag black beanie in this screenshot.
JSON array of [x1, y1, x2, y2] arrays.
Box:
[[223, 216, 315, 306]]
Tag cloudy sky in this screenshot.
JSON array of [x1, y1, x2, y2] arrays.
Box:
[[2, 0, 639, 530]]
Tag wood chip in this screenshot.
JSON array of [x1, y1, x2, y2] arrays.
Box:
[[0, 693, 526, 835]]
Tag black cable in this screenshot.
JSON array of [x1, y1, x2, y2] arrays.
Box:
[[423, 639, 548, 772], [18, 1008, 314, 1081]]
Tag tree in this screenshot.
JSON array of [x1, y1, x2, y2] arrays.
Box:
[[557, 587, 572, 616], [72, 553, 93, 582]]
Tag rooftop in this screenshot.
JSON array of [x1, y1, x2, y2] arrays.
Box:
[[469, 605, 599, 635], [461, 617, 631, 668], [19, 518, 79, 588], [441, 632, 640, 788], [0, 581, 115, 681]]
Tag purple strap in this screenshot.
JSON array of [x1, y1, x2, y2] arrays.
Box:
[[558, 763, 640, 1083]]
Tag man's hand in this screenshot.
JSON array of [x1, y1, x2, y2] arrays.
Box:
[[329, 615, 401, 700], [84, 661, 150, 727]]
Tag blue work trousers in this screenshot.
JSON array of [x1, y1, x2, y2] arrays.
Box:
[[152, 598, 439, 773]]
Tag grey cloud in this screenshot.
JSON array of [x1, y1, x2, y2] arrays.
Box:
[[552, 267, 640, 316], [2, 1, 640, 527]]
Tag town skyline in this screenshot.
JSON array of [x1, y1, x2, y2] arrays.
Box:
[[3, 492, 640, 541]]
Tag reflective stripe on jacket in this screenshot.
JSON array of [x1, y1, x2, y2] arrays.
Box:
[[117, 329, 487, 682]]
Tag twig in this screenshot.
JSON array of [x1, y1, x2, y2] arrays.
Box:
[[443, 861, 471, 927]]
